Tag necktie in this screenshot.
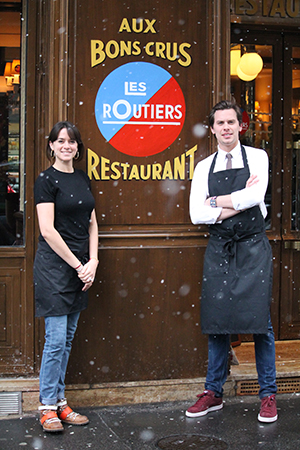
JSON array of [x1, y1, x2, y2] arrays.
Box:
[[226, 153, 232, 170]]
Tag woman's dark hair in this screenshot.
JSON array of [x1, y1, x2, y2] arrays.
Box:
[[209, 100, 243, 128], [46, 121, 85, 162]]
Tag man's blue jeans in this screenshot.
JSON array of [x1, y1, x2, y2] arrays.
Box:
[[39, 312, 80, 405], [205, 316, 277, 399]]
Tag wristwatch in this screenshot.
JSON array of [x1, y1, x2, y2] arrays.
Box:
[[210, 196, 217, 207]]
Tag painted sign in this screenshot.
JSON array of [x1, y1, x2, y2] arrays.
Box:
[[88, 15, 198, 181], [95, 62, 186, 157], [231, 0, 300, 18]]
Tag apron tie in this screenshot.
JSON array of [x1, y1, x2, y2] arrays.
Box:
[[224, 233, 240, 257]]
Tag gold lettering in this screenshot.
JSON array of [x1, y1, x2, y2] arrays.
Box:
[[235, 0, 245, 14], [178, 43, 192, 67], [286, 0, 300, 17], [128, 164, 140, 180], [111, 161, 121, 180], [173, 153, 185, 180], [144, 19, 157, 33], [87, 148, 100, 180], [91, 40, 105, 67], [270, 0, 286, 17], [106, 40, 119, 59], [145, 41, 155, 56], [186, 145, 198, 179], [120, 41, 132, 57], [87, 149, 199, 181], [166, 42, 178, 61], [262, 0, 269, 15], [132, 18, 143, 33], [155, 42, 166, 59], [245, 0, 258, 15], [152, 163, 162, 180], [162, 160, 173, 179], [119, 18, 131, 33], [140, 164, 151, 180], [132, 41, 142, 55], [101, 157, 110, 180], [120, 162, 130, 180]]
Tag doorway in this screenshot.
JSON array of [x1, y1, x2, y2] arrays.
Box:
[[231, 28, 300, 340]]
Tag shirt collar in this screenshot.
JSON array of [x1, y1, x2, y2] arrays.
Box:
[[217, 142, 241, 161]]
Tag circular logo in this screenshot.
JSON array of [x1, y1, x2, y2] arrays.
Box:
[[95, 62, 186, 157]]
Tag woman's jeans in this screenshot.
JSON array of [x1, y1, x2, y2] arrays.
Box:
[[39, 312, 80, 405], [205, 316, 277, 399]]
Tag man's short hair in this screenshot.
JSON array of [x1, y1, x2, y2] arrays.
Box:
[[209, 100, 243, 128]]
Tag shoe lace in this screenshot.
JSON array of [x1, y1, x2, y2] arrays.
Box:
[[263, 395, 276, 408], [58, 404, 79, 420], [195, 391, 210, 402], [42, 409, 61, 424]]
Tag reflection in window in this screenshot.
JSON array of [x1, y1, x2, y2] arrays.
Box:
[[230, 44, 273, 230], [0, 6, 23, 245]]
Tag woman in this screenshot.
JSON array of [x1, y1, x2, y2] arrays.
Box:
[[34, 121, 98, 432]]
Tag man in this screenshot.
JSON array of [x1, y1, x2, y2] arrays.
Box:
[[187, 100, 277, 423]]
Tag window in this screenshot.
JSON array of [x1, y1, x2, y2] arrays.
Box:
[[0, 1, 23, 245]]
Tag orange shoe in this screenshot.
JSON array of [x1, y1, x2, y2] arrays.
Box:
[[57, 398, 89, 426], [39, 405, 64, 433]]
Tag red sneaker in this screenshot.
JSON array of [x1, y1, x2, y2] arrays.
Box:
[[258, 394, 278, 423], [185, 390, 223, 418]]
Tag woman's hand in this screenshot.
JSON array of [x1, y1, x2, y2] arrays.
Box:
[[77, 258, 98, 290]]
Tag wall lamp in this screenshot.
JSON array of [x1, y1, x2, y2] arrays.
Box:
[[230, 46, 263, 81]]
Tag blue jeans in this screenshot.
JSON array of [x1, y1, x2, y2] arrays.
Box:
[[39, 312, 80, 405], [205, 316, 277, 399]]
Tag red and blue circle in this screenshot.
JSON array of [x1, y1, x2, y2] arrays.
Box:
[[95, 62, 186, 157]]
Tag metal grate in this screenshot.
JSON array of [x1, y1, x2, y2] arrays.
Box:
[[0, 392, 22, 415], [236, 377, 300, 396]]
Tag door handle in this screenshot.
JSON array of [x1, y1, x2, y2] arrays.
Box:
[[284, 241, 300, 250], [286, 141, 300, 149]]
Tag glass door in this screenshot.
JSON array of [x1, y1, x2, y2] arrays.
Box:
[[231, 29, 284, 339], [280, 36, 300, 339]]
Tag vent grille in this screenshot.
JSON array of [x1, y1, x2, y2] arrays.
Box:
[[0, 392, 22, 415], [236, 377, 300, 396]]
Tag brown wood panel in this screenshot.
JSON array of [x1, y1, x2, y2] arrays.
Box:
[[67, 244, 208, 384], [280, 246, 300, 339], [0, 256, 31, 373]]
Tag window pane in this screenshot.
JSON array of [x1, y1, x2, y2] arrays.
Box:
[[231, 44, 273, 229], [291, 47, 300, 230], [0, 8, 23, 245]]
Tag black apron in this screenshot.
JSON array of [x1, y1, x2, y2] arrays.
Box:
[[201, 145, 273, 334], [34, 238, 89, 317]]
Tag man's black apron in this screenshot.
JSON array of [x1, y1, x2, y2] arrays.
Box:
[[201, 145, 273, 335]]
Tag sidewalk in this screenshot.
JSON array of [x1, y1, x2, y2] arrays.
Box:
[[0, 394, 300, 449]]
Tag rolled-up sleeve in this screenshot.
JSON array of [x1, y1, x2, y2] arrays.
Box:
[[189, 156, 222, 225]]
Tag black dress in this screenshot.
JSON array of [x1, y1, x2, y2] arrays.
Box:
[[200, 146, 273, 335], [33, 166, 95, 317]]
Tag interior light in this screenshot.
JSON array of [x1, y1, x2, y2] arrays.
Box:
[[239, 52, 263, 77], [236, 64, 257, 82], [230, 48, 241, 76]]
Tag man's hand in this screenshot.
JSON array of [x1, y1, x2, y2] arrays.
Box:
[[246, 174, 259, 188]]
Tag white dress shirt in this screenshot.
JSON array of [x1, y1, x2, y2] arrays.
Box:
[[189, 142, 269, 225]]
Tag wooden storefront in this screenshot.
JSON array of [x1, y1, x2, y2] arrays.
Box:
[[0, 0, 300, 412]]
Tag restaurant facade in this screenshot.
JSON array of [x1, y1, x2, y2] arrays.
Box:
[[1, 0, 300, 413]]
